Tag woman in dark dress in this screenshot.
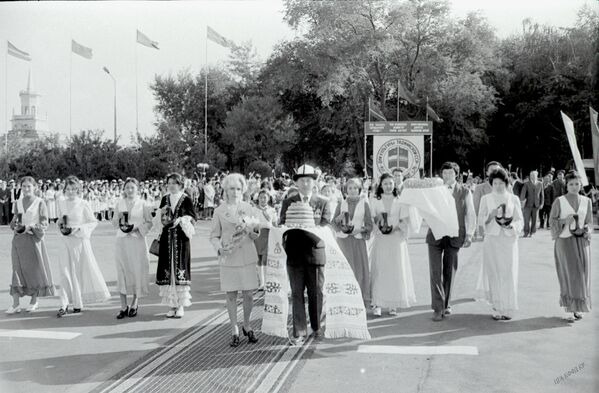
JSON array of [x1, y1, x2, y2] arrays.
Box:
[[156, 173, 197, 319]]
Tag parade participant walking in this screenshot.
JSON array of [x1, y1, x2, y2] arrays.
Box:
[[156, 173, 197, 319], [549, 171, 593, 322], [279, 164, 331, 345], [44, 183, 58, 223], [427, 162, 475, 321], [539, 172, 554, 229], [6, 177, 55, 314], [56, 176, 110, 317], [254, 189, 277, 289], [112, 178, 154, 320], [476, 168, 523, 320], [520, 170, 544, 237], [332, 178, 373, 305], [370, 173, 416, 316], [210, 174, 260, 347], [0, 181, 9, 225], [203, 178, 216, 220]]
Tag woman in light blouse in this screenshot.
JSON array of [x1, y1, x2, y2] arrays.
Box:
[[210, 173, 260, 347]]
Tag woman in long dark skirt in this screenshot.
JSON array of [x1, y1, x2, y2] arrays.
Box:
[[156, 173, 197, 319], [549, 170, 592, 322]]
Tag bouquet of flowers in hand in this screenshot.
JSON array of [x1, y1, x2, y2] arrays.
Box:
[[221, 216, 261, 255]]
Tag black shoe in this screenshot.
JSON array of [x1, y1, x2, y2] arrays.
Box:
[[230, 334, 241, 347], [242, 327, 258, 343], [72, 308, 82, 313], [116, 306, 129, 319], [57, 306, 68, 318], [128, 306, 138, 318]]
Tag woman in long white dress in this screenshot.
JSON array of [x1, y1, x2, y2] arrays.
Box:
[[476, 168, 523, 320], [44, 184, 58, 223], [56, 176, 111, 317], [370, 173, 416, 316], [112, 178, 153, 319]]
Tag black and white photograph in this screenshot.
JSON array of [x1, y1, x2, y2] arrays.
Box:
[[0, 0, 598, 392]]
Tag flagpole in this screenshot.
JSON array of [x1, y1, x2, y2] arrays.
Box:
[[204, 29, 208, 159], [365, 98, 371, 178], [69, 41, 72, 139], [397, 80, 400, 121], [135, 31, 139, 134], [5, 42, 8, 153], [427, 96, 432, 176]]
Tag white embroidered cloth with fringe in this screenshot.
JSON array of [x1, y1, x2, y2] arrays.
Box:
[[261, 226, 371, 340]]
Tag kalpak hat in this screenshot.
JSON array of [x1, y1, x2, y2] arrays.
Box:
[[293, 164, 318, 181]]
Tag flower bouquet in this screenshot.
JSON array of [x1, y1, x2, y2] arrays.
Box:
[[221, 216, 261, 255]]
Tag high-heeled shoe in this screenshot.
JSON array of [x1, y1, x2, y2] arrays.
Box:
[[128, 306, 138, 318], [242, 327, 258, 343], [72, 308, 82, 314], [230, 334, 241, 347], [116, 306, 129, 320], [57, 306, 69, 318], [6, 305, 21, 314]]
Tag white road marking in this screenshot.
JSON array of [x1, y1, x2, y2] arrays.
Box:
[[357, 345, 479, 355], [0, 329, 81, 340]]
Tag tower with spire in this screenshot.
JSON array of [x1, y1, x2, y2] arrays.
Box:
[[8, 70, 48, 141]]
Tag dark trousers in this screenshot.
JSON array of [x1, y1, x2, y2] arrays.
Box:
[[427, 239, 459, 313], [287, 264, 324, 338], [539, 205, 551, 228], [523, 207, 539, 235], [0, 202, 9, 225]]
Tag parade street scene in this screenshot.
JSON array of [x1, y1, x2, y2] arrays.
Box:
[[0, 1, 598, 392]]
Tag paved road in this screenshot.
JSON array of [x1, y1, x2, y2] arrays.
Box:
[[0, 221, 597, 393]]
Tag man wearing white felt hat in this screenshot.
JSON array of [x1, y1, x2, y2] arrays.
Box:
[[279, 163, 332, 345]]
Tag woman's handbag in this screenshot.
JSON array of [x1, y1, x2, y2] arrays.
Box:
[[149, 237, 160, 256]]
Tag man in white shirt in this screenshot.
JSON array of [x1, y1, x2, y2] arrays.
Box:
[[426, 162, 475, 321]]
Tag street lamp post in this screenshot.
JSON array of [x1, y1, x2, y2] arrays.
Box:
[[103, 66, 117, 143]]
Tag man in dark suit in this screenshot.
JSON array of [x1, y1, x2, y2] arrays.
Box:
[[549, 170, 566, 205], [520, 170, 544, 237], [279, 164, 331, 345], [7, 180, 20, 223], [0, 181, 9, 225], [427, 162, 475, 321], [539, 172, 553, 229]]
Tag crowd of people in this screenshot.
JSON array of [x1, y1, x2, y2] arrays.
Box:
[[2, 160, 597, 347]]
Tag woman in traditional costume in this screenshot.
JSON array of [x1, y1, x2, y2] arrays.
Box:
[[549, 170, 592, 322], [370, 173, 416, 316], [332, 178, 373, 305], [254, 189, 277, 289], [476, 168, 523, 320], [156, 173, 197, 319], [6, 177, 55, 314], [112, 178, 153, 319], [56, 176, 110, 317], [210, 173, 260, 347]]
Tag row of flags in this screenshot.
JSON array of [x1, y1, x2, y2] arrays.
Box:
[[6, 26, 236, 63], [368, 80, 442, 123]]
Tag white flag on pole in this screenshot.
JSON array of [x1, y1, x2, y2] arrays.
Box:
[[560, 111, 589, 186]]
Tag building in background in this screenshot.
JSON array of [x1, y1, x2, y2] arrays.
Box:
[[7, 70, 48, 142]]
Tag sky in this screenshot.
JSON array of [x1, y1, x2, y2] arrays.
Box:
[[0, 0, 596, 145]]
